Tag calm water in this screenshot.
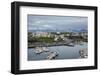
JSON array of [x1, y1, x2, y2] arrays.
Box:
[[28, 42, 87, 61]]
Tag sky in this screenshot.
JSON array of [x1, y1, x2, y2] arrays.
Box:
[[28, 15, 88, 32]]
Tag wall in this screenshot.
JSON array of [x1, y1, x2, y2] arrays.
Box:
[[0, 0, 99, 76]]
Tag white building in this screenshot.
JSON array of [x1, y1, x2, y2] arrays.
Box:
[[32, 32, 52, 37]]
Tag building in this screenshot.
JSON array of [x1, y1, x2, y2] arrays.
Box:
[[32, 32, 52, 37]]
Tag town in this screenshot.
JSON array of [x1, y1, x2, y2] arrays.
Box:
[[28, 32, 88, 59], [28, 31, 87, 47]]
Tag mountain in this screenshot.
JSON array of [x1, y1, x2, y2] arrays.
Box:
[[29, 28, 87, 33]]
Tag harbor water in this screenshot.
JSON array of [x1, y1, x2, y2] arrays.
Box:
[[28, 42, 87, 61]]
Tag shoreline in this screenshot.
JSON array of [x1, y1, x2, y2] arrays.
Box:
[[28, 42, 87, 48]]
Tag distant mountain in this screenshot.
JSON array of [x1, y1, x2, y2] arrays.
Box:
[[29, 28, 87, 33], [71, 29, 87, 32]]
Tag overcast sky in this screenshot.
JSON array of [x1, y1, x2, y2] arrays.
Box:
[[28, 15, 88, 32]]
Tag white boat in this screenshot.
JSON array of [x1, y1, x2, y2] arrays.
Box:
[[47, 52, 58, 60], [42, 47, 49, 52], [79, 48, 88, 58], [67, 43, 74, 47], [34, 47, 49, 54]]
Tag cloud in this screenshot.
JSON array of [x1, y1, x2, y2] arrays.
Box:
[[28, 15, 88, 32]]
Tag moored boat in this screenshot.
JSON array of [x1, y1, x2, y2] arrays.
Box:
[[47, 51, 58, 60], [79, 48, 88, 58], [34, 47, 49, 54]]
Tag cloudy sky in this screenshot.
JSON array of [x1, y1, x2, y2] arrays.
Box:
[[28, 15, 88, 32]]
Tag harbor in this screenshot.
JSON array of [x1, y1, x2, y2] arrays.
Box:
[[28, 42, 87, 61], [27, 15, 88, 61]]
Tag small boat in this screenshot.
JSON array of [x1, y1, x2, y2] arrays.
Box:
[[67, 43, 74, 47], [34, 47, 43, 54], [42, 47, 49, 52], [34, 47, 49, 54], [47, 52, 58, 60], [79, 48, 88, 58]]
